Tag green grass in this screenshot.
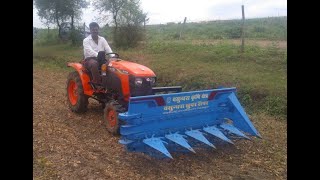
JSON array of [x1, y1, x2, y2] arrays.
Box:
[[144, 17, 287, 41], [143, 42, 287, 118]]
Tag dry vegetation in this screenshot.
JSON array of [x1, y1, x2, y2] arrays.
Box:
[[33, 66, 286, 180]]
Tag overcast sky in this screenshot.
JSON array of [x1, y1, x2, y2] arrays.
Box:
[[33, 0, 287, 28]]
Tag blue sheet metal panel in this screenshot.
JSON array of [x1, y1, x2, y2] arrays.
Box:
[[119, 88, 259, 140], [126, 88, 236, 114], [120, 110, 221, 138], [120, 88, 236, 138], [118, 87, 261, 158], [227, 93, 261, 138]]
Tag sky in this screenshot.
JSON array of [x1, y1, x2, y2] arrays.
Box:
[[33, 0, 287, 28]]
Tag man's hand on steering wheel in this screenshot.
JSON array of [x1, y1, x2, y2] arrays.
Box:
[[106, 52, 120, 59]]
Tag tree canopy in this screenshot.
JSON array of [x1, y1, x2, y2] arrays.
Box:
[[34, 0, 88, 37], [93, 0, 148, 48]]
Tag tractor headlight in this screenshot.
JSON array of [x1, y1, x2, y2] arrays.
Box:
[[135, 78, 143, 86], [146, 77, 156, 85]]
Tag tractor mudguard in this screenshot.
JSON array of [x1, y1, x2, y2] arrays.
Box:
[[118, 87, 261, 159], [67, 62, 94, 96]]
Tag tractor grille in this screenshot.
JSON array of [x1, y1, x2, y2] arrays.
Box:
[[129, 75, 153, 97]]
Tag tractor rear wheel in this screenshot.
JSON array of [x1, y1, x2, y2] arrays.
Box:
[[66, 71, 88, 113], [103, 100, 123, 135]]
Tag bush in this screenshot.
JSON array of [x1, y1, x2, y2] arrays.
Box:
[[225, 27, 242, 38], [253, 26, 266, 33], [33, 29, 60, 46], [110, 0, 146, 49], [263, 96, 287, 118], [70, 27, 85, 46], [113, 25, 145, 49]]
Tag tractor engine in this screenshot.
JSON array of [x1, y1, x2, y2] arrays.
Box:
[[102, 59, 157, 102]]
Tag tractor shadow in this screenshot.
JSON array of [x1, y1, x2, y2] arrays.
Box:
[[118, 139, 247, 177]]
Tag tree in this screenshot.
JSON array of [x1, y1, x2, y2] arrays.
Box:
[[93, 0, 127, 32], [93, 0, 148, 48], [114, 0, 147, 48], [34, 0, 88, 39], [117, 0, 146, 26], [64, 0, 89, 30], [64, 0, 89, 45], [35, 0, 67, 38]]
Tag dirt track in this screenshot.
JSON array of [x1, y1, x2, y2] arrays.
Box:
[[33, 67, 287, 180]]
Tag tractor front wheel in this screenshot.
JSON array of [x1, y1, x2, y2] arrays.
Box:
[[103, 100, 122, 135], [66, 71, 88, 113]]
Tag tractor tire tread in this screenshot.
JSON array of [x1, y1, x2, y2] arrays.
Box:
[[66, 71, 89, 113]]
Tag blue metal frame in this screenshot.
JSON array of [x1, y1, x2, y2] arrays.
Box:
[[119, 87, 261, 159]]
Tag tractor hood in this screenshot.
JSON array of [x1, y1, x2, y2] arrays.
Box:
[[108, 59, 156, 77]]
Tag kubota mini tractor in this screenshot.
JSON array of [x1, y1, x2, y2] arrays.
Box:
[[67, 52, 261, 159]]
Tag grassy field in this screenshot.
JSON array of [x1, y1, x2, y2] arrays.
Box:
[[33, 39, 287, 119], [144, 17, 287, 41]]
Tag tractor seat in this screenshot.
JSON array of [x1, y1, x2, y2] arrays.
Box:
[[80, 60, 90, 74], [79, 60, 104, 90], [79, 59, 104, 79]]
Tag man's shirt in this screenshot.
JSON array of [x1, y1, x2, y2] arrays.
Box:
[[83, 35, 113, 59]]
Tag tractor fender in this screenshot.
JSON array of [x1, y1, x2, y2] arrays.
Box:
[[67, 62, 94, 96]]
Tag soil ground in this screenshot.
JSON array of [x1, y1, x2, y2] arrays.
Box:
[[33, 67, 287, 180]]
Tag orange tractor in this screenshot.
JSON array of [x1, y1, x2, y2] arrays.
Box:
[[66, 53, 261, 159], [67, 53, 180, 134]]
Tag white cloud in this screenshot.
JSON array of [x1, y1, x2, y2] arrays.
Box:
[[33, 0, 287, 28]]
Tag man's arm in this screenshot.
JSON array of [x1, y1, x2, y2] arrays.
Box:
[[83, 39, 98, 58], [102, 38, 115, 57]]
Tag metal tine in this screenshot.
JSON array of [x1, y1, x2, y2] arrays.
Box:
[[165, 133, 196, 153], [203, 126, 234, 144], [220, 124, 250, 140], [185, 129, 216, 148], [143, 137, 173, 159]]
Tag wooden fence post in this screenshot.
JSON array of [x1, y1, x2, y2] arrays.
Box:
[[179, 17, 187, 40], [241, 5, 245, 53]]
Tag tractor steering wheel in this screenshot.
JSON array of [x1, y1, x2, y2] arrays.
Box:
[[106, 52, 120, 58]]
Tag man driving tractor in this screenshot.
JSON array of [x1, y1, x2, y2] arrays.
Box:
[[83, 22, 114, 90]]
